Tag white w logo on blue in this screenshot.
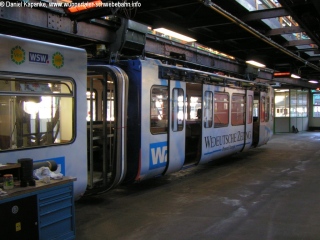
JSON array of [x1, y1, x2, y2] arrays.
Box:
[[149, 142, 167, 169]]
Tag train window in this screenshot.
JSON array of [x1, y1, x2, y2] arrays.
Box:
[[86, 90, 97, 121], [253, 100, 259, 119], [150, 86, 168, 134], [260, 96, 266, 122], [248, 95, 253, 124], [172, 88, 184, 132], [106, 91, 115, 121], [214, 93, 229, 128], [189, 96, 202, 120], [0, 75, 74, 151], [231, 94, 245, 126], [203, 91, 213, 128]]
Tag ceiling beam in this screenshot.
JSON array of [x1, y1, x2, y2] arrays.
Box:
[[265, 26, 304, 36], [270, 78, 320, 88], [277, 0, 320, 51], [0, 6, 117, 43], [283, 39, 315, 47], [241, 7, 290, 22], [307, 56, 320, 62], [200, 0, 320, 74]]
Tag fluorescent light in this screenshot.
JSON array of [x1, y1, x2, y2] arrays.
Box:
[[245, 60, 266, 68], [290, 74, 300, 79], [275, 89, 289, 92], [308, 80, 318, 84], [154, 28, 196, 42]]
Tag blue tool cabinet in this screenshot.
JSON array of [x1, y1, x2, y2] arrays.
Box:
[[0, 177, 76, 240]]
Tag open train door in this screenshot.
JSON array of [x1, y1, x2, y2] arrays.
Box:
[[165, 80, 186, 174], [86, 65, 128, 192], [252, 90, 267, 147]]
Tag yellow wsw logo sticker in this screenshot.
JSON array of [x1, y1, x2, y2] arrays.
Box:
[[52, 52, 64, 69], [11, 46, 25, 65]]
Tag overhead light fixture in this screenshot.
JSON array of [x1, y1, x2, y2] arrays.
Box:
[[245, 60, 266, 68], [67, 0, 102, 13], [274, 72, 302, 79], [274, 72, 290, 78], [290, 73, 300, 79], [275, 89, 289, 92], [308, 80, 318, 84], [153, 28, 196, 42]]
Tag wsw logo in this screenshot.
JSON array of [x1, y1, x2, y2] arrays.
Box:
[[29, 52, 49, 64], [149, 141, 167, 170]]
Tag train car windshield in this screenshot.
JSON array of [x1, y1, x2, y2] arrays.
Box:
[[0, 75, 74, 151]]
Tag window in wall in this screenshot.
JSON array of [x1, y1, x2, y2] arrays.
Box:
[[313, 93, 320, 105], [231, 94, 245, 125], [203, 91, 213, 128], [214, 93, 229, 128], [0, 75, 74, 151], [150, 86, 168, 134], [312, 93, 320, 117], [290, 89, 308, 117], [275, 90, 289, 117], [172, 88, 184, 132], [314, 106, 320, 117], [297, 90, 307, 117]]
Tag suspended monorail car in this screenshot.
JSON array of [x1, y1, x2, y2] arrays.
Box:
[[0, 34, 273, 199]]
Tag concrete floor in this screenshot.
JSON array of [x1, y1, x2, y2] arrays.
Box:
[[75, 132, 320, 240]]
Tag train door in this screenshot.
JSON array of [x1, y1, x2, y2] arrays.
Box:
[[184, 83, 202, 166], [87, 66, 128, 191], [252, 92, 260, 147], [242, 90, 254, 151], [165, 80, 186, 174], [199, 84, 214, 161], [252, 91, 267, 147]]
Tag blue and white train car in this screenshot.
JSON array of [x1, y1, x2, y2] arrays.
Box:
[[0, 34, 274, 199], [116, 58, 274, 183], [0, 34, 87, 199]]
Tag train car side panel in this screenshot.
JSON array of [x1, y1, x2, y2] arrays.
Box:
[[200, 86, 248, 164]]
